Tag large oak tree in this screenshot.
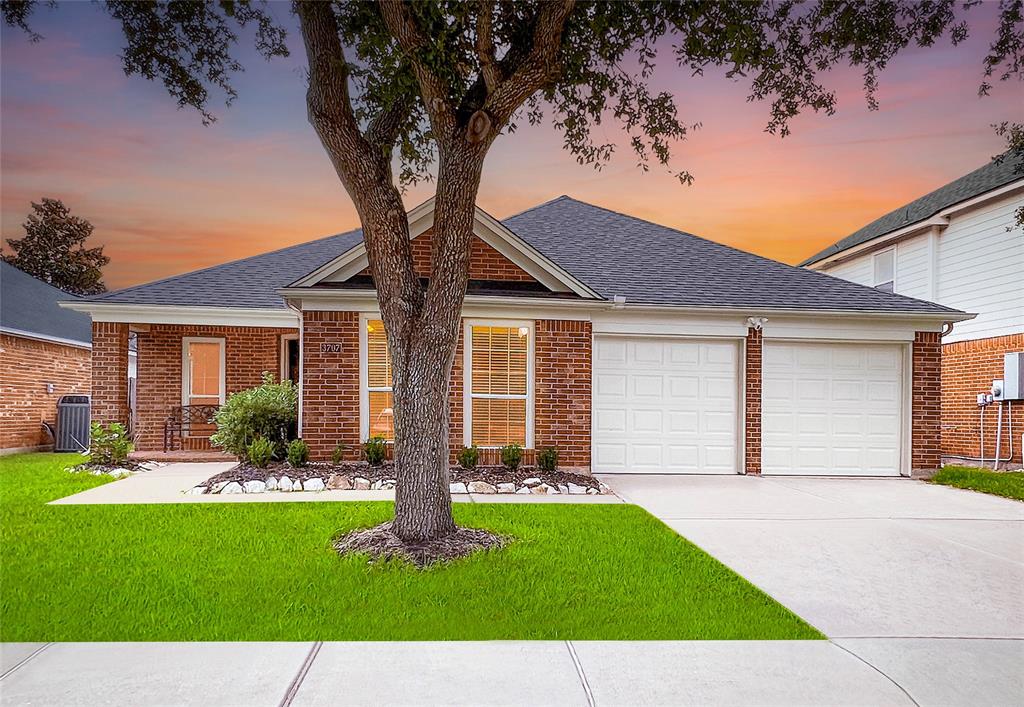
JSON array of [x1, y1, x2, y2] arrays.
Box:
[[6, 0, 1021, 558]]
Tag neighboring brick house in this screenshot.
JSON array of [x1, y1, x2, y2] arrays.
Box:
[[802, 153, 1024, 469], [65, 196, 968, 476], [1, 262, 92, 453]]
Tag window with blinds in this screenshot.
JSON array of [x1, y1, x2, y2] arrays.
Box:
[[469, 325, 529, 447], [366, 320, 394, 440]]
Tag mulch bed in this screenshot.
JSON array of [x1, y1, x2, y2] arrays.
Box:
[[194, 460, 604, 493]]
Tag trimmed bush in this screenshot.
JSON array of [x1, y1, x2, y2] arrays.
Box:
[[458, 445, 479, 470], [286, 439, 309, 468], [500, 443, 523, 472], [247, 437, 275, 468], [89, 422, 133, 466], [331, 444, 348, 465], [210, 372, 297, 460], [363, 436, 387, 466], [537, 447, 559, 472]]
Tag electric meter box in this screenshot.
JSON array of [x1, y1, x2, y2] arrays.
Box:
[[998, 352, 1024, 401]]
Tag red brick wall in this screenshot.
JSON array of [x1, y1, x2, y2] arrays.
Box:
[[359, 230, 536, 281], [744, 327, 763, 475], [941, 333, 1024, 467], [912, 331, 943, 475], [134, 324, 295, 451], [535, 319, 592, 470], [300, 313, 594, 470], [0, 334, 91, 450], [91, 322, 130, 426], [301, 311, 361, 460]]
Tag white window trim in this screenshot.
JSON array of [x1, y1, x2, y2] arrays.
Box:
[[462, 318, 535, 449], [873, 247, 896, 292], [180, 337, 226, 406], [359, 314, 394, 442], [279, 333, 299, 383]]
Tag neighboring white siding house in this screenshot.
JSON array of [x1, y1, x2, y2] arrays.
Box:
[[807, 181, 1024, 344]]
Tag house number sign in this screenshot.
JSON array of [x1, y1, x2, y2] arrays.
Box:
[[319, 343, 343, 354]]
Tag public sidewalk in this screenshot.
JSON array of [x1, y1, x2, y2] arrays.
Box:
[[4, 638, 1020, 706]]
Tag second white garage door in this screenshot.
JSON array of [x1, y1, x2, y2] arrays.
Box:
[[762, 341, 905, 476], [592, 336, 739, 473]]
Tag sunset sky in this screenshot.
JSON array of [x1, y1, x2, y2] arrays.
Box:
[[2, 3, 1021, 290]]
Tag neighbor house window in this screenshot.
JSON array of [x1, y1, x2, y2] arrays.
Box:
[[364, 319, 394, 440], [873, 248, 895, 293], [465, 322, 532, 447]]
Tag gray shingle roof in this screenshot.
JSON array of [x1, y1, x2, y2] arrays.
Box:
[[1, 261, 92, 345], [86, 196, 962, 316], [801, 152, 1024, 267], [505, 197, 959, 314], [88, 229, 363, 309]]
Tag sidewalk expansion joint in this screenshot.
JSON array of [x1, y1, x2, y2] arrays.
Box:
[[0, 643, 52, 681], [279, 640, 322, 707], [565, 640, 595, 707]]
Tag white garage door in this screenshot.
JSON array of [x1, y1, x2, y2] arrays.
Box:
[[762, 342, 904, 476], [592, 336, 739, 473]]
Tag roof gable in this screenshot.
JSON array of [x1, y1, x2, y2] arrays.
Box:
[[288, 197, 600, 298]]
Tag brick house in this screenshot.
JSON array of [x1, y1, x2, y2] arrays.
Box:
[[64, 196, 970, 476], [802, 153, 1023, 469], [1, 262, 92, 453]]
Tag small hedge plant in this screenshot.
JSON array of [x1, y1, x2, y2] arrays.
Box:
[[247, 437, 275, 468], [286, 439, 309, 468], [458, 445, 479, 470], [364, 436, 387, 466], [89, 422, 133, 466], [537, 447, 559, 472], [331, 443, 348, 465], [500, 443, 523, 472], [210, 372, 297, 461]]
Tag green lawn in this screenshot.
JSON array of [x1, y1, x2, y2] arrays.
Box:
[[0, 453, 821, 642], [930, 465, 1024, 502]]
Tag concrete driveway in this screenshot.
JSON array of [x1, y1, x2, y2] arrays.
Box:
[[601, 474, 1024, 639], [600, 474, 1024, 704]]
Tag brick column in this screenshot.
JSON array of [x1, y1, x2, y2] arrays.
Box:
[[535, 319, 592, 472], [912, 330, 942, 477], [744, 327, 763, 475], [91, 322, 130, 425], [301, 311, 360, 461]]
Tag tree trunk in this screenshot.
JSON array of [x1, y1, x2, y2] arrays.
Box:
[[382, 146, 486, 543]]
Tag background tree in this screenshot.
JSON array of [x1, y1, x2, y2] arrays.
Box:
[[5, 0, 1022, 558], [3, 197, 109, 295]]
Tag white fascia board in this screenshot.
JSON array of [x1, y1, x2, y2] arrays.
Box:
[[0, 326, 92, 349], [58, 301, 299, 328], [762, 315, 946, 342], [282, 288, 972, 328], [807, 179, 1024, 270]]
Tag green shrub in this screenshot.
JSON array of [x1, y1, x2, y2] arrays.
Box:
[[537, 447, 559, 472], [500, 443, 523, 472], [458, 445, 479, 470], [363, 436, 388, 466], [331, 444, 348, 465], [286, 439, 309, 468], [210, 372, 297, 460], [89, 422, 133, 466], [247, 437, 275, 468]]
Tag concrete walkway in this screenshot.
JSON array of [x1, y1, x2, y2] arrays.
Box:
[[4, 638, 1020, 705], [50, 462, 623, 505]]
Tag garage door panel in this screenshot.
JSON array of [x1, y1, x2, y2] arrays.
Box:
[[764, 342, 903, 476], [592, 336, 739, 474]]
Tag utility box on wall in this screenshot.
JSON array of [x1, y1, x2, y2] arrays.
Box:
[[997, 352, 1024, 401]]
